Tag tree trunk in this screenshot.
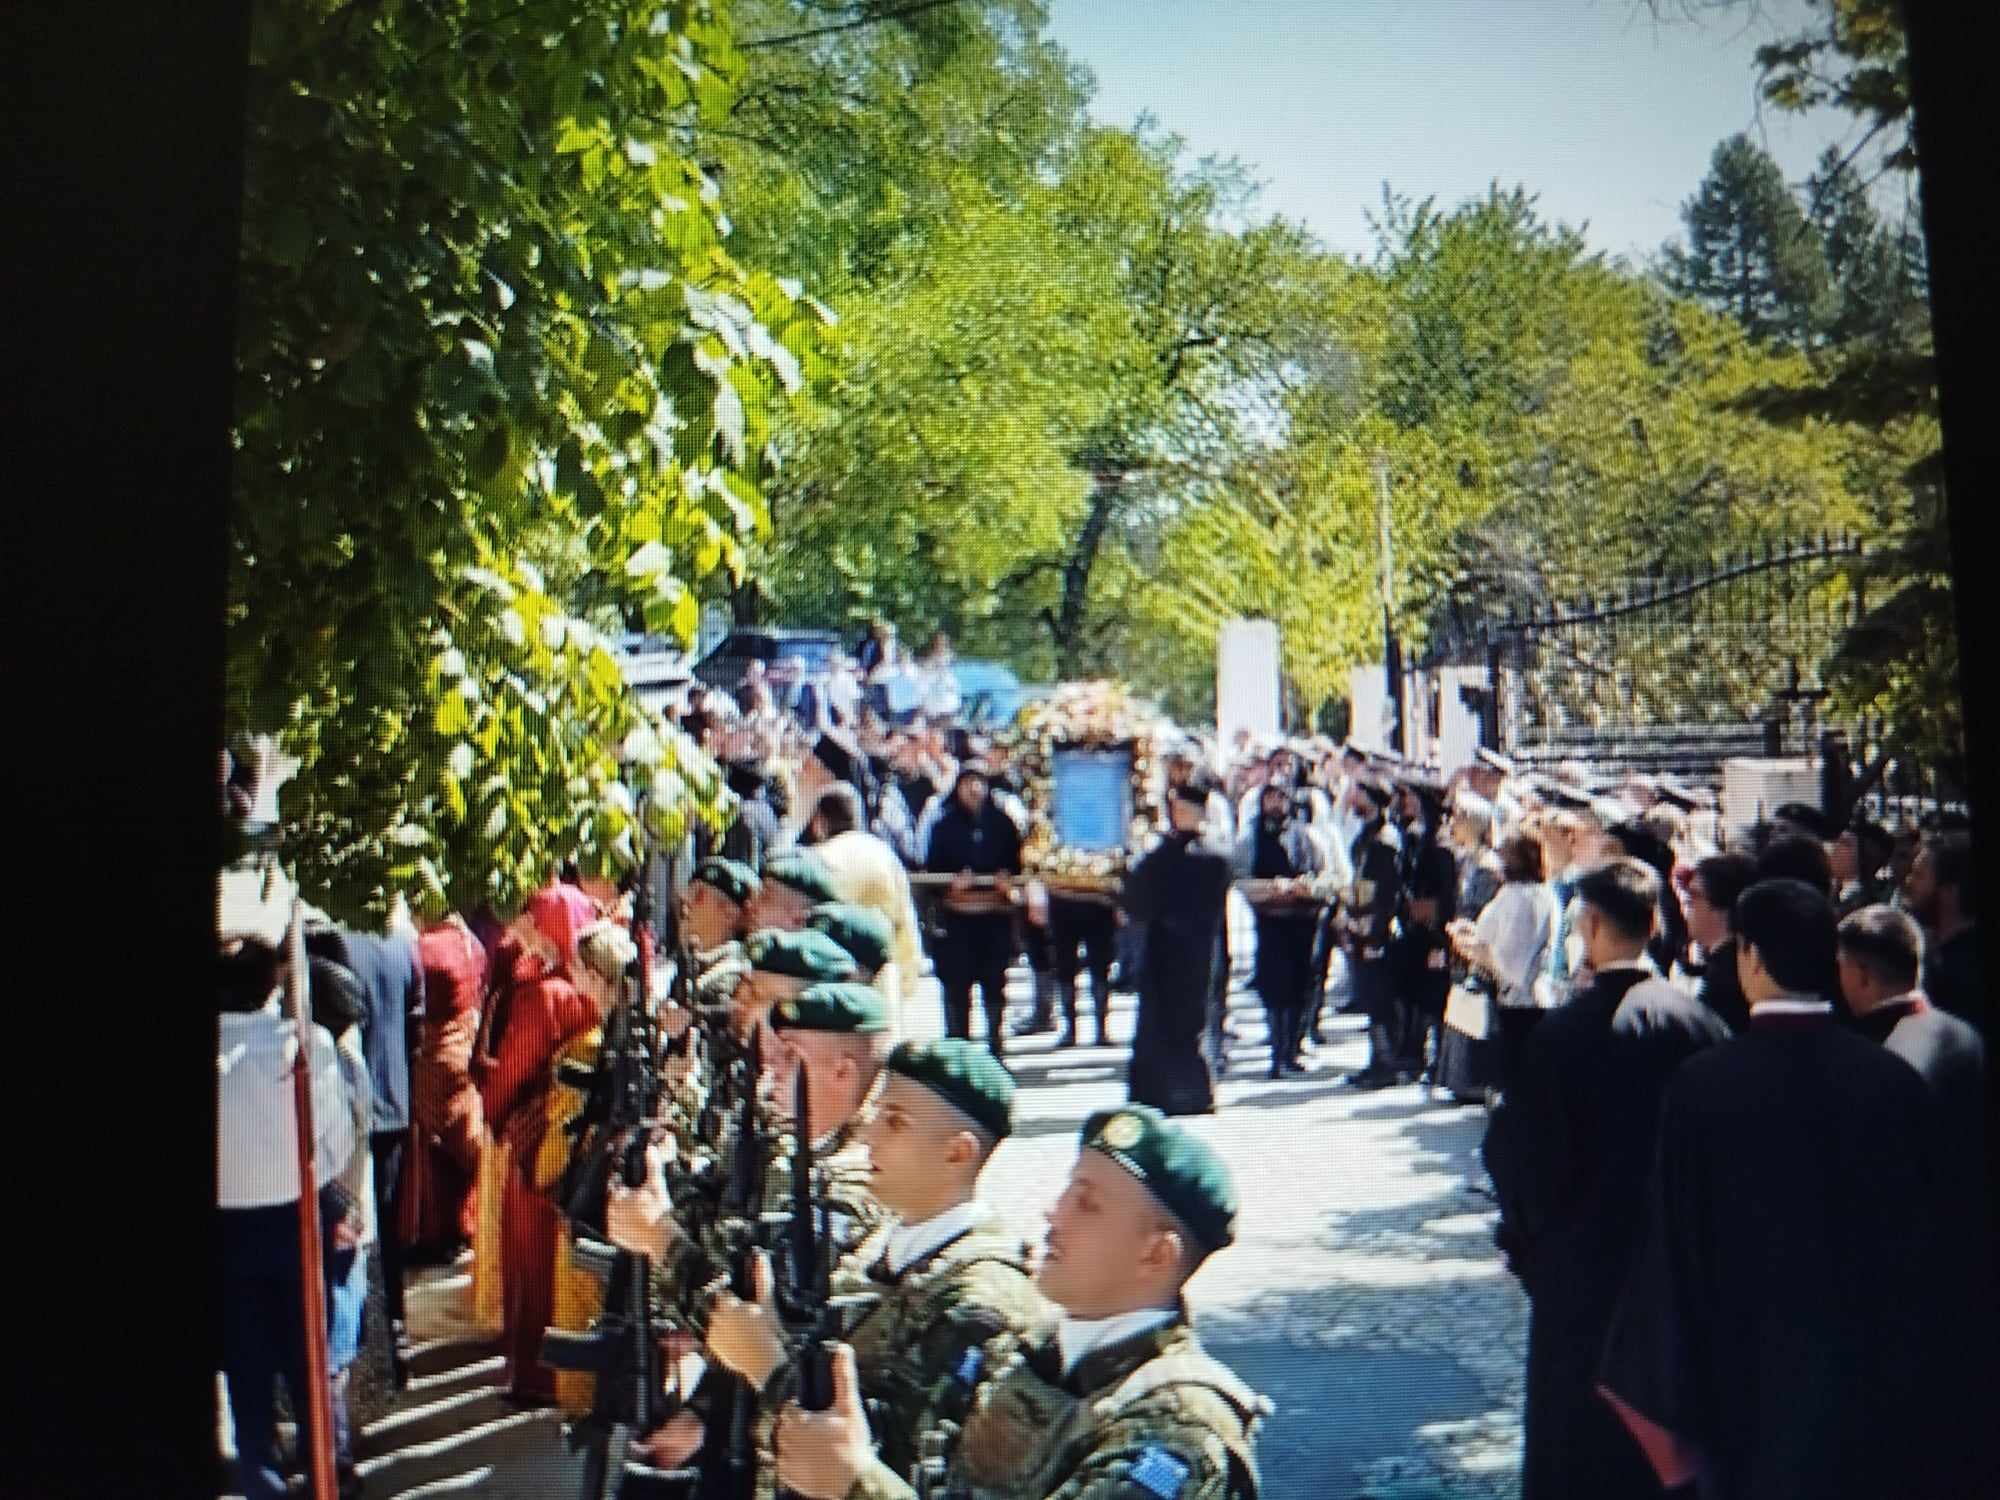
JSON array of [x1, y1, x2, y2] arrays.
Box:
[[1050, 479, 1121, 677]]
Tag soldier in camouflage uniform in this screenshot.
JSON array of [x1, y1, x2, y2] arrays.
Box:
[[705, 1037, 1047, 1489], [808, 902, 898, 993], [774, 1105, 1269, 1500], [605, 975, 894, 1474], [684, 857, 762, 954], [749, 848, 847, 933], [609, 930, 860, 1321]]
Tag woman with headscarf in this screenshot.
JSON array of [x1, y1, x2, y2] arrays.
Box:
[[477, 882, 603, 1404], [399, 913, 489, 1263]]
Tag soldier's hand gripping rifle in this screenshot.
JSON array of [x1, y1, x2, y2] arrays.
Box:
[[775, 1064, 882, 1500], [694, 1021, 770, 1500], [556, 806, 665, 1238], [540, 806, 683, 1500]]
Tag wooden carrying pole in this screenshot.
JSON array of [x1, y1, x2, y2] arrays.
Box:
[[285, 899, 339, 1499]]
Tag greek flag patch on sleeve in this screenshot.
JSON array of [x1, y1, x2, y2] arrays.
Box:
[[954, 1347, 984, 1386], [1128, 1446, 1191, 1499]]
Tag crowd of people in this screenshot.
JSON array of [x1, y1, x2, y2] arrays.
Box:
[[218, 678, 1989, 1500]]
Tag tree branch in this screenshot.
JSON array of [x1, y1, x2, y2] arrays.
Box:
[[740, 0, 966, 51]]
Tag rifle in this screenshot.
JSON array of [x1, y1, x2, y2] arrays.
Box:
[[774, 1062, 836, 1500], [696, 1022, 770, 1500], [774, 1063, 890, 1500], [541, 796, 688, 1500], [557, 798, 665, 1236]]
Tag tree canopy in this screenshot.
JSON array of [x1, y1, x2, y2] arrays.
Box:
[[233, 0, 830, 920], [235, 0, 1954, 912]]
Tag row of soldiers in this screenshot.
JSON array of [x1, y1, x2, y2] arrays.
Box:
[[547, 850, 1271, 1500]]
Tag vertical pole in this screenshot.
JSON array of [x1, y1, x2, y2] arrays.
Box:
[[287, 899, 338, 1500], [1376, 455, 1404, 755], [1484, 634, 1503, 752]]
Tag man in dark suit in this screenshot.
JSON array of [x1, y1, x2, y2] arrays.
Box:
[[1905, 830, 1983, 1033], [922, 763, 1024, 1056], [1599, 880, 1951, 1500], [1680, 852, 1756, 1033], [1837, 902, 1993, 1495], [1481, 858, 1732, 1500]]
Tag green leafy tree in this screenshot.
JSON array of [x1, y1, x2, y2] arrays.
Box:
[[1804, 144, 1928, 348], [1661, 134, 1828, 348], [1661, 0, 1956, 784], [233, 0, 827, 922]]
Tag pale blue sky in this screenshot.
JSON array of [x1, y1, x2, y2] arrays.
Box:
[[1043, 0, 1868, 266]]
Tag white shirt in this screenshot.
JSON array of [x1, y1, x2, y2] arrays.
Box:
[[218, 999, 356, 1209], [1748, 995, 1835, 1017], [1475, 881, 1559, 1006], [885, 1199, 994, 1276], [825, 668, 862, 723], [1058, 1306, 1178, 1378], [921, 664, 961, 717], [1204, 791, 1236, 850]]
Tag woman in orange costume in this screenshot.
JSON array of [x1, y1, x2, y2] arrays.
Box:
[[533, 919, 637, 1414], [478, 884, 602, 1405]]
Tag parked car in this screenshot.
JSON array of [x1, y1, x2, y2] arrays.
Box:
[[693, 627, 843, 692], [951, 659, 1030, 728], [610, 632, 693, 716]]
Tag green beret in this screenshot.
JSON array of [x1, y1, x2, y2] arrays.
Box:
[[888, 1038, 1015, 1140], [692, 857, 760, 906], [743, 928, 858, 985], [1081, 1105, 1237, 1259], [770, 981, 890, 1035], [806, 903, 894, 975], [763, 849, 842, 906]]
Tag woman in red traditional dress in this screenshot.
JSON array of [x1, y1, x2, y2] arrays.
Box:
[[398, 914, 489, 1262], [477, 884, 602, 1405]]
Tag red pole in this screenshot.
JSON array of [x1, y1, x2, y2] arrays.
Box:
[[285, 901, 339, 1500]]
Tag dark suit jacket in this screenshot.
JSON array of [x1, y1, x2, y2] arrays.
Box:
[[1858, 994, 1994, 1439], [1695, 938, 1750, 1034], [1923, 925, 1984, 1032], [336, 929, 422, 1136]]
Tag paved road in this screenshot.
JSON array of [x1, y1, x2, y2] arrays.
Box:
[[222, 894, 1527, 1498]]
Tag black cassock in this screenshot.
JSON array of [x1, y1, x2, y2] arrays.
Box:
[[1121, 831, 1232, 1115], [1855, 997, 1995, 1496], [1600, 1009, 1951, 1500], [1480, 967, 1733, 1500]]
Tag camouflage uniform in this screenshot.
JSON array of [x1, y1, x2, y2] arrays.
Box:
[[647, 1117, 889, 1337], [831, 1214, 1046, 1481], [852, 1307, 1268, 1500]]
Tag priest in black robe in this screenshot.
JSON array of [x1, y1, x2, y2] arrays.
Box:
[[1599, 879, 1950, 1500], [1121, 777, 1234, 1114], [1837, 903, 1993, 1496], [1481, 857, 1732, 1500]]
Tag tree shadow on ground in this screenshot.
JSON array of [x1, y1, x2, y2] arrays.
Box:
[[1192, 1113, 1527, 1500]]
